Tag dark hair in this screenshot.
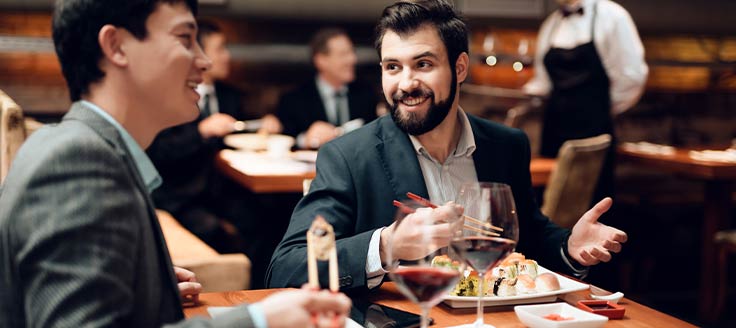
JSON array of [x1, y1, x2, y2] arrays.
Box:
[[196, 19, 222, 48], [309, 27, 349, 60], [52, 0, 198, 101], [374, 0, 468, 70]]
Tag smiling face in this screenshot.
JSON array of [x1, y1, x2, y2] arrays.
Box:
[[380, 24, 463, 136], [122, 2, 210, 128]]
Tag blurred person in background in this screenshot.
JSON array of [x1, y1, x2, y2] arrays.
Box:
[[277, 27, 379, 149], [147, 20, 277, 254], [0, 0, 350, 327], [524, 0, 647, 202]]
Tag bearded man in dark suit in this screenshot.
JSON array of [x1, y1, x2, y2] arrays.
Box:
[[267, 0, 628, 292]]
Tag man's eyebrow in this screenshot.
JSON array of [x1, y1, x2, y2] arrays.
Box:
[[413, 51, 438, 60], [172, 21, 196, 32], [381, 51, 439, 63]]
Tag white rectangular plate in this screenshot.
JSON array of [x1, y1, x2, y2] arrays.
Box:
[[442, 266, 589, 308]]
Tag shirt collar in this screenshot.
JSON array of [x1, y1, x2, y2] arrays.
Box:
[[316, 76, 348, 98], [196, 83, 215, 97], [408, 107, 476, 159], [560, 0, 594, 16], [80, 100, 162, 193]]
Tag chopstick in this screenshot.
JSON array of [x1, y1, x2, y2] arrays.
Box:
[[406, 192, 504, 232], [306, 216, 339, 292], [392, 199, 500, 237]]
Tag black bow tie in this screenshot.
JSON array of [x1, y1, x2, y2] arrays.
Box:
[[561, 6, 584, 17]]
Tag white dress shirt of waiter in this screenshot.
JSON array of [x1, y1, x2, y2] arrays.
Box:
[[523, 0, 648, 115]]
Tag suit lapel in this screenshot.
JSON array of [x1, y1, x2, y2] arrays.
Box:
[[308, 81, 329, 122], [347, 85, 361, 121], [63, 103, 182, 315], [468, 115, 506, 184], [374, 116, 429, 201]]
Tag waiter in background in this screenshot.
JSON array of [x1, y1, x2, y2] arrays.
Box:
[[524, 0, 648, 201]]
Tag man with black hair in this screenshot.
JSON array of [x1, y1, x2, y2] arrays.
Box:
[[276, 27, 379, 149], [268, 0, 627, 292], [0, 1, 349, 327]]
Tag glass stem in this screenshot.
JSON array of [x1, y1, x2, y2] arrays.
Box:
[[476, 270, 485, 326], [420, 305, 430, 328]]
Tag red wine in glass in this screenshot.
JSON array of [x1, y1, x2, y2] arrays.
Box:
[[393, 267, 461, 305], [451, 236, 517, 273]]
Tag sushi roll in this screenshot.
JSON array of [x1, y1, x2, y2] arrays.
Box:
[[535, 273, 561, 292], [518, 259, 539, 279], [493, 277, 517, 297], [515, 274, 537, 294]]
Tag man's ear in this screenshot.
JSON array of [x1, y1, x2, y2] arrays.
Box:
[[98, 24, 128, 67], [313, 53, 326, 72], [455, 52, 469, 84]]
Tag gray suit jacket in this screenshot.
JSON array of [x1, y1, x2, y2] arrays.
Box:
[[0, 103, 253, 327]]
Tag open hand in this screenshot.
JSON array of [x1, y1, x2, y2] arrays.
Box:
[[567, 198, 628, 266]]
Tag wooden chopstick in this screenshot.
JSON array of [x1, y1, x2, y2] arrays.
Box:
[[392, 199, 500, 237], [406, 192, 504, 232], [306, 216, 339, 292]]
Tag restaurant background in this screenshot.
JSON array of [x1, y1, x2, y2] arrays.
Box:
[[1, 0, 734, 326]]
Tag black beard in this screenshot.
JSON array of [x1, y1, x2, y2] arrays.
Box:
[[389, 71, 457, 136]]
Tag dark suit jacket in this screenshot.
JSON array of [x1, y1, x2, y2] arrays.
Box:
[[148, 82, 247, 214], [276, 79, 379, 138], [0, 102, 252, 327], [266, 114, 572, 292]]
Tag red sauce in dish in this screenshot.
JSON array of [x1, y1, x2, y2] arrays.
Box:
[[543, 313, 574, 321]]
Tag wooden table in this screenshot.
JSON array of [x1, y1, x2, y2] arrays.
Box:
[[215, 151, 316, 193], [216, 150, 556, 194], [183, 282, 694, 327], [618, 145, 736, 320]]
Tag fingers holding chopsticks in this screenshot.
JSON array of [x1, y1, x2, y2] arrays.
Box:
[[259, 286, 352, 328]]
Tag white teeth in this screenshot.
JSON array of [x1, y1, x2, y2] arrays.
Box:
[[402, 97, 426, 106], [186, 81, 199, 88]]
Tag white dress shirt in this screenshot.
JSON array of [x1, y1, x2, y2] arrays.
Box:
[[315, 76, 349, 126], [196, 83, 219, 115], [523, 0, 648, 115], [365, 109, 478, 289]]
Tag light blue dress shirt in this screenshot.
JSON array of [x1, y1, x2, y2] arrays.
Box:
[[80, 101, 161, 193]]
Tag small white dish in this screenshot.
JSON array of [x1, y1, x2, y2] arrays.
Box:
[[590, 291, 624, 304], [514, 302, 608, 328]]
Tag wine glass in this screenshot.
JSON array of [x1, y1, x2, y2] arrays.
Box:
[[387, 199, 465, 328], [451, 182, 520, 328]]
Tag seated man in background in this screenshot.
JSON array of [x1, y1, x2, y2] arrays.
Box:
[[0, 0, 350, 327], [267, 0, 627, 292], [147, 20, 279, 253], [277, 27, 379, 149]]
